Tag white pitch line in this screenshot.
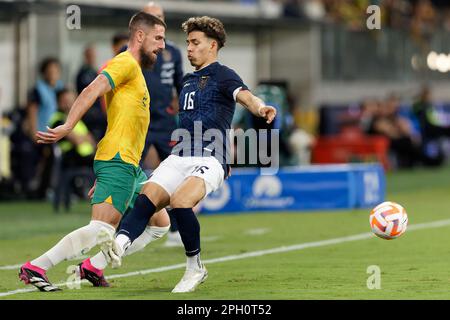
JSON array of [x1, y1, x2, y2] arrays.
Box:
[[2, 218, 450, 298], [202, 235, 221, 242], [0, 264, 22, 271], [245, 228, 271, 236], [0, 255, 88, 271]]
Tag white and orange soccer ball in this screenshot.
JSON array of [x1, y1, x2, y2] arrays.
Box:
[[370, 201, 408, 240]]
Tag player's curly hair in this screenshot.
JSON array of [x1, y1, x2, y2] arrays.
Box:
[[182, 16, 226, 49]]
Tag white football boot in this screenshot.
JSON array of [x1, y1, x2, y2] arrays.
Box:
[[172, 265, 208, 293]]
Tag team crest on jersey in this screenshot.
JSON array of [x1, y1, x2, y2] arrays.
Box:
[[162, 49, 172, 62], [142, 91, 149, 108], [199, 76, 209, 90]]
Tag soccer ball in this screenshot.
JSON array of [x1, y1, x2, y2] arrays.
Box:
[[370, 201, 408, 240]]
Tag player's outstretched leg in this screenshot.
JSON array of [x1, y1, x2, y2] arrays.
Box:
[[170, 177, 208, 293], [19, 203, 119, 291], [170, 207, 208, 293]]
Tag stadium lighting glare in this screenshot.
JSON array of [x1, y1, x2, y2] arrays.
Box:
[[436, 53, 450, 73], [427, 51, 450, 73], [427, 51, 438, 70]]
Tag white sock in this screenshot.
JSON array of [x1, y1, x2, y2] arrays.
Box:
[[89, 251, 109, 270], [31, 220, 115, 270], [186, 253, 203, 271], [124, 225, 170, 256], [116, 234, 132, 254], [90, 225, 170, 270]]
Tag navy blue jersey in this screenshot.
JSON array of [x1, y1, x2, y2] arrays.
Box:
[[172, 62, 248, 173], [143, 40, 183, 133]]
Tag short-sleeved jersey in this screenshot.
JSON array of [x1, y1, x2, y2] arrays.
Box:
[[95, 51, 150, 166], [171, 62, 248, 175]]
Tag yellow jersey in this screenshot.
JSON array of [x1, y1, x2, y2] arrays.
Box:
[[96, 51, 150, 166]]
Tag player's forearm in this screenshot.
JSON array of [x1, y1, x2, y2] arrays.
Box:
[[64, 86, 99, 130], [64, 75, 110, 130], [237, 92, 265, 117]]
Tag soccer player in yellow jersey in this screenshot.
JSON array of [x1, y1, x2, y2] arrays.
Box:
[[19, 12, 168, 292]]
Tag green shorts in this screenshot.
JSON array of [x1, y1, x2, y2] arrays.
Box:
[[91, 153, 148, 215]]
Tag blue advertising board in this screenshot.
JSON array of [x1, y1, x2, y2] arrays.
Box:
[[201, 163, 385, 214]]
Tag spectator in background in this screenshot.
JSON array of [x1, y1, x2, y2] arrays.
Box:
[[111, 33, 129, 56], [26, 57, 63, 137], [413, 86, 450, 166], [76, 45, 97, 95], [24, 57, 63, 199], [76, 45, 106, 142], [410, 0, 437, 45], [50, 88, 96, 211], [50, 88, 95, 169], [369, 94, 423, 168], [413, 86, 450, 139], [98, 33, 130, 76], [360, 98, 380, 134]]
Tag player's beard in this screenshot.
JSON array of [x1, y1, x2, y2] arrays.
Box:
[[140, 47, 156, 69]]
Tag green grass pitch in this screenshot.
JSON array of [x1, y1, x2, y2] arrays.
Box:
[[1, 165, 450, 300]]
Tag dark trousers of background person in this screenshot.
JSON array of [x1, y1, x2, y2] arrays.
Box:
[[53, 152, 94, 212], [390, 137, 423, 169], [35, 144, 54, 200], [423, 121, 450, 140], [421, 123, 450, 167], [13, 139, 53, 200]]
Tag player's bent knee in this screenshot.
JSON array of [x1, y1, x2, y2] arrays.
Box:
[[149, 208, 170, 227], [141, 182, 170, 210], [170, 194, 200, 209], [91, 202, 122, 228]]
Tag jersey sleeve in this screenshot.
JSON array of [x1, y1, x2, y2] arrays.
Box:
[[218, 66, 249, 102], [101, 53, 137, 90]]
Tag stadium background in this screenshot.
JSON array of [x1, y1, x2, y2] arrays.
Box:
[[1, 0, 450, 300]]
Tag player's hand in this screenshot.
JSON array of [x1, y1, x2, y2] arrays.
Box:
[[88, 180, 96, 199], [258, 105, 277, 124], [36, 124, 72, 144]]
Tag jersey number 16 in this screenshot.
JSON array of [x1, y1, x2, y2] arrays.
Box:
[[183, 92, 195, 110]]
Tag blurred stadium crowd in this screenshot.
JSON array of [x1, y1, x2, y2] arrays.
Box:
[[1, 0, 450, 204]]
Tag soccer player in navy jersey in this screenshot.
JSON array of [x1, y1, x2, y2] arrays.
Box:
[[100, 16, 276, 293]]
